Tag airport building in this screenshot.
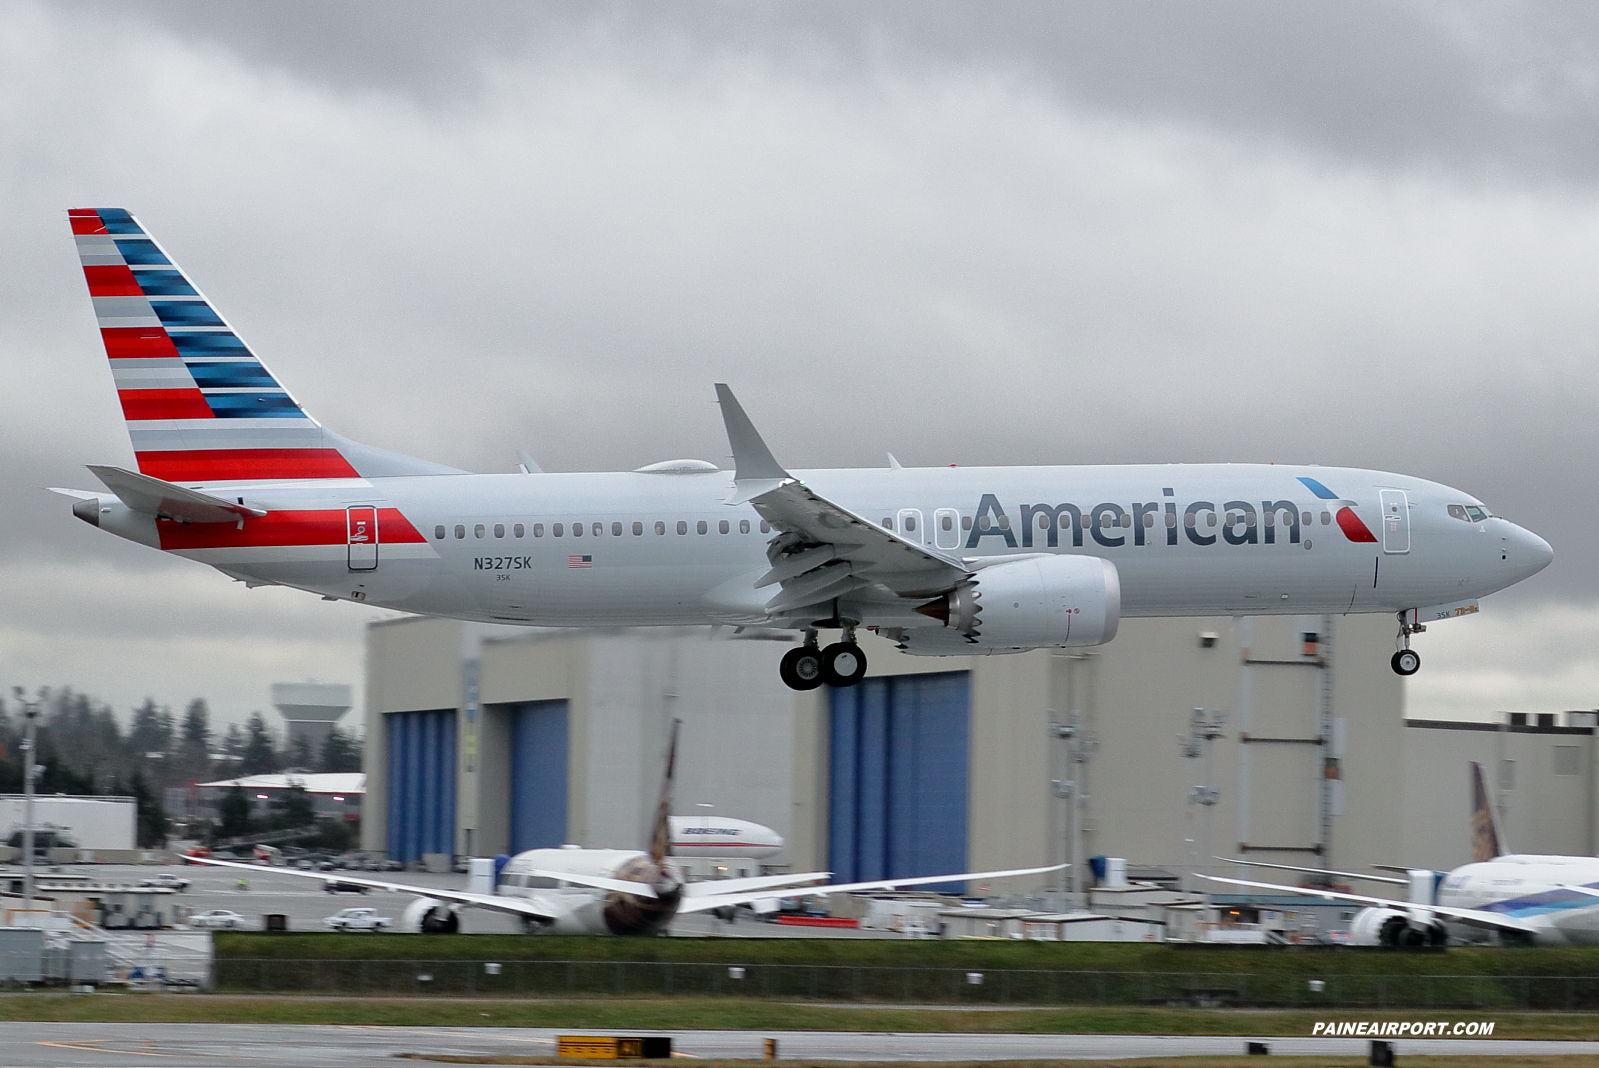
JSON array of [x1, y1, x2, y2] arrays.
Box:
[[360, 612, 1530, 889]]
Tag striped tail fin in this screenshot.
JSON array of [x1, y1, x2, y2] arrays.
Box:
[[1470, 760, 1503, 862], [69, 208, 459, 483]]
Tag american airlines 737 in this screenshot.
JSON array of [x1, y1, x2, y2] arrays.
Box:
[[56, 209, 1553, 689]]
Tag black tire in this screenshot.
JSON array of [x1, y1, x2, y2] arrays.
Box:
[[821, 642, 868, 687], [1392, 649, 1421, 676], [779, 646, 825, 691]]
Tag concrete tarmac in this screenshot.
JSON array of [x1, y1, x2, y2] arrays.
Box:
[[9, 1023, 1599, 1065]]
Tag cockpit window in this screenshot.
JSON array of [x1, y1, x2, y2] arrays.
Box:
[[1448, 503, 1493, 522]]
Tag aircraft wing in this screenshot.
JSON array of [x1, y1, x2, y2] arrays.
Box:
[[1212, 856, 1409, 886], [716, 385, 968, 612], [185, 855, 571, 923], [682, 871, 833, 899], [1197, 874, 1540, 936], [678, 862, 1065, 914]]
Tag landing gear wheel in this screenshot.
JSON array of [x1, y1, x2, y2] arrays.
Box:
[[821, 642, 868, 688], [780, 646, 825, 691], [1391, 649, 1421, 676]]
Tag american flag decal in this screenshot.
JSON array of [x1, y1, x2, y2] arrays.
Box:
[[568, 555, 592, 568]]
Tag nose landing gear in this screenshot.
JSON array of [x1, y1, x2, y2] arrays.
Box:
[[1392, 612, 1424, 676], [779, 626, 868, 691]]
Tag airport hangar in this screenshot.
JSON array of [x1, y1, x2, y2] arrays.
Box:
[[362, 613, 1599, 891]]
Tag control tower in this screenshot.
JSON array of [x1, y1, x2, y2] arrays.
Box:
[[271, 682, 352, 758]]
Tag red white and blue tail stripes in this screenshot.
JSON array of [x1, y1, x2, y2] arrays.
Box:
[[70, 208, 359, 482]]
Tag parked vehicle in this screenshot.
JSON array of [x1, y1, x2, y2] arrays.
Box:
[[189, 909, 245, 929], [324, 907, 391, 932], [323, 879, 370, 895], [140, 873, 190, 892]]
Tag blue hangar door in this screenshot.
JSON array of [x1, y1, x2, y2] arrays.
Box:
[[829, 672, 970, 885], [386, 709, 457, 864], [509, 700, 569, 853]]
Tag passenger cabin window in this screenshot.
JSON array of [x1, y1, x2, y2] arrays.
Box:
[[474, 524, 485, 538], [941, 515, 953, 531], [719, 519, 729, 534], [532, 523, 544, 537], [553, 523, 564, 537], [612, 522, 623, 536], [592, 522, 602, 536], [494, 524, 505, 538], [697, 520, 708, 534], [434, 525, 445, 539], [1321, 511, 1331, 525], [739, 519, 750, 534], [882, 518, 892, 529], [633, 521, 643, 535], [572, 522, 583, 537], [760, 520, 770, 533], [655, 521, 666, 535], [454, 525, 465, 539], [904, 515, 916, 532], [962, 515, 972, 530], [514, 523, 525, 538], [677, 520, 688, 535]]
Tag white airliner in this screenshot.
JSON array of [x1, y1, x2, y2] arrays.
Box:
[[667, 815, 783, 859], [56, 209, 1553, 690], [1203, 763, 1599, 947], [190, 721, 1060, 935]]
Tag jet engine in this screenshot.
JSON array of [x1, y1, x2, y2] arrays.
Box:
[[1348, 907, 1447, 948], [400, 897, 461, 934], [898, 554, 1120, 654]]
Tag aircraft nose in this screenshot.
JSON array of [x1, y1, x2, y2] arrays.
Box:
[[1506, 524, 1553, 579]]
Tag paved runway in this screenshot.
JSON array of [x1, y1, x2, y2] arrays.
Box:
[[9, 1023, 1599, 1065]]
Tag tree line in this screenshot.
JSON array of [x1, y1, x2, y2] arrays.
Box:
[[0, 688, 362, 848]]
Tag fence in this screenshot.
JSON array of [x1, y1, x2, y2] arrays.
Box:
[[216, 958, 1599, 1009]]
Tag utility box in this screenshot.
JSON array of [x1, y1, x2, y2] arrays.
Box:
[[0, 928, 44, 982], [262, 914, 289, 933], [69, 941, 106, 984]]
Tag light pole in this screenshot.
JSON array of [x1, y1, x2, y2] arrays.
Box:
[[1179, 707, 1226, 893], [1050, 713, 1097, 906], [13, 688, 40, 914]]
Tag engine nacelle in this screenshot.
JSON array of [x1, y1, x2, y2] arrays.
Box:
[[898, 554, 1120, 654], [1348, 907, 1447, 948], [400, 897, 460, 934]]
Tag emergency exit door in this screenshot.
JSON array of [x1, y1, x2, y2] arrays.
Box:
[[347, 507, 378, 570], [1378, 490, 1409, 554]]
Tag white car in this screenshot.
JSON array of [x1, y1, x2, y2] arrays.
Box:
[[324, 907, 391, 932], [189, 909, 244, 929]]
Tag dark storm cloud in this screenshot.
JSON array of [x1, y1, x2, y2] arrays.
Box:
[[119, 0, 1599, 183]]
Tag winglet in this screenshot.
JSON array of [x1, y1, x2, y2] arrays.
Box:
[[516, 450, 543, 475], [715, 384, 790, 504]]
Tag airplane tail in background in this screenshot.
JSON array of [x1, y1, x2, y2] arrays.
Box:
[[649, 719, 681, 865], [68, 208, 459, 483], [1470, 760, 1503, 862]]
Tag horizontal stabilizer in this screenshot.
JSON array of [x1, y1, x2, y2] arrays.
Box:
[[88, 464, 267, 524]]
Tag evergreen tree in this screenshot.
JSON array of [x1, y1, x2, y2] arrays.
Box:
[[176, 698, 212, 781], [288, 734, 313, 770], [217, 784, 252, 840], [319, 727, 363, 773], [240, 712, 278, 775], [276, 784, 316, 829], [221, 723, 246, 757], [129, 769, 166, 847]]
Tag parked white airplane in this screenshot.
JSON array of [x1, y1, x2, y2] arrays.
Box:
[[667, 815, 782, 859], [189, 721, 1060, 935], [1204, 763, 1599, 947], [57, 209, 1552, 689]]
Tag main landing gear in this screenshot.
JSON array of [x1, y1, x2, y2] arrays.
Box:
[[1392, 611, 1423, 676], [779, 627, 869, 691]]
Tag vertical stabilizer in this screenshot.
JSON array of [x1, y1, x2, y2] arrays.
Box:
[[649, 719, 681, 864], [1470, 761, 1503, 861], [68, 209, 459, 483]]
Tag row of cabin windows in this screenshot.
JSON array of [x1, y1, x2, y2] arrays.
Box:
[[433, 518, 774, 540], [435, 506, 1343, 543]]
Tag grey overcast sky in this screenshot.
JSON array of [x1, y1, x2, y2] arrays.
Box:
[[2, 0, 1597, 728]]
